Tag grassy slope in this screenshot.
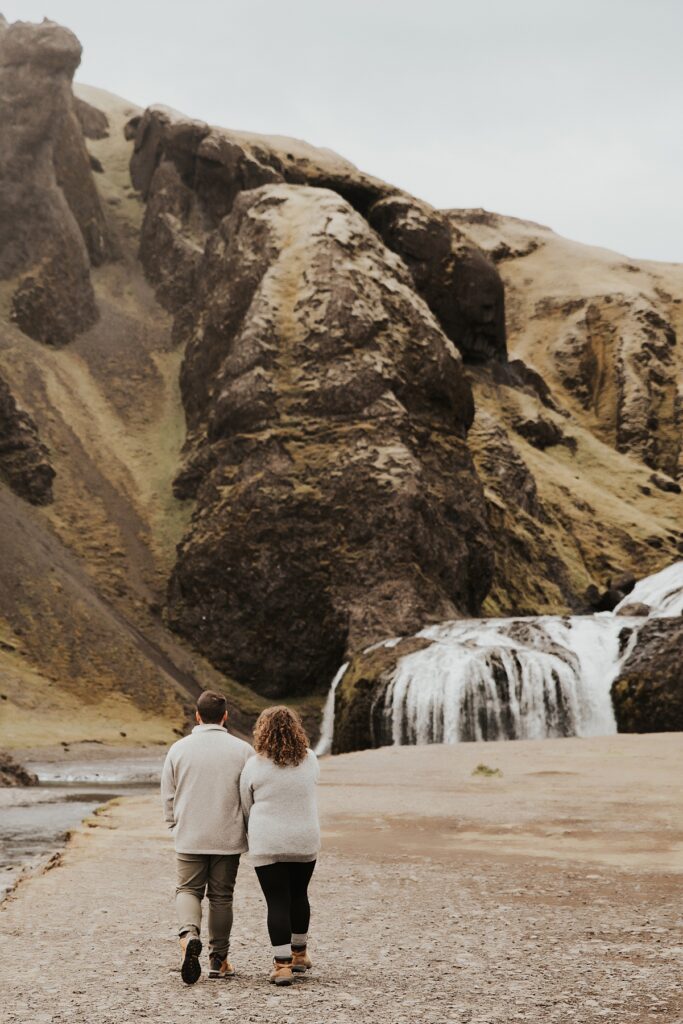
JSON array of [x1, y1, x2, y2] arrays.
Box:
[[453, 213, 683, 613], [0, 86, 287, 750]]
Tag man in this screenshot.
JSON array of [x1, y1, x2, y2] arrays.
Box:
[[161, 689, 254, 984]]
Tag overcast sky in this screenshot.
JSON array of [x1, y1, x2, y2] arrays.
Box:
[[5, 0, 682, 262]]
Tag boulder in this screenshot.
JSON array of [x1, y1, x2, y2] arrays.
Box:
[[166, 184, 493, 697], [512, 415, 576, 451], [612, 617, 683, 732], [0, 751, 39, 786], [616, 602, 651, 617], [0, 372, 54, 504], [649, 473, 681, 495], [0, 19, 103, 344]]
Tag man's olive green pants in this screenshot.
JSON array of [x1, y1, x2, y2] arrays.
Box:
[[175, 853, 240, 960]]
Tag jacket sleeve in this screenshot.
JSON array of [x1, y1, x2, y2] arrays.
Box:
[[310, 748, 321, 782], [239, 757, 255, 825], [160, 749, 176, 831]]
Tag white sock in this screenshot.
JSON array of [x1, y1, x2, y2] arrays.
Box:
[[291, 933, 308, 948], [273, 942, 292, 960]]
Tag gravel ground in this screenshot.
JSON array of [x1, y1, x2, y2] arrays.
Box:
[[1, 737, 682, 1023]]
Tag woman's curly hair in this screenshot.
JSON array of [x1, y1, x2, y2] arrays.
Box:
[[253, 706, 309, 767]]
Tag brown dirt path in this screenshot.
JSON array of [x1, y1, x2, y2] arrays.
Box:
[[1, 735, 682, 1023]]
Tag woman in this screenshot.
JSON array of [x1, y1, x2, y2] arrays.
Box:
[[240, 706, 320, 986]]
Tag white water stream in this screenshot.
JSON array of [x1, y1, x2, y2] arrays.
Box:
[[316, 561, 683, 753]]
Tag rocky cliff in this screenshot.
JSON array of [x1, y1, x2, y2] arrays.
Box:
[[0, 19, 107, 345], [0, 17, 680, 744]]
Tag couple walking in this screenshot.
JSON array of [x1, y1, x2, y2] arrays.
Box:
[[161, 689, 320, 987]]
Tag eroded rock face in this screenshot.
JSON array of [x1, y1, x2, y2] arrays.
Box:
[[551, 298, 680, 476], [166, 185, 493, 696], [612, 617, 683, 732], [0, 19, 104, 344], [368, 195, 507, 363], [129, 106, 507, 364], [0, 371, 55, 504]]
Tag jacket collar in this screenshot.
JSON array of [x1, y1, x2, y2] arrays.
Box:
[[192, 724, 227, 733]]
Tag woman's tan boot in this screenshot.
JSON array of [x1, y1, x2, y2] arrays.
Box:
[[270, 959, 294, 986], [291, 947, 312, 973]]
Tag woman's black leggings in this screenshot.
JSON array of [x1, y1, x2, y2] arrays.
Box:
[[254, 860, 316, 948]]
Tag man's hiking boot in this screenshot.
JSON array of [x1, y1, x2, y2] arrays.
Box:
[[270, 959, 294, 986], [208, 956, 235, 979], [179, 933, 202, 985], [291, 947, 312, 973]]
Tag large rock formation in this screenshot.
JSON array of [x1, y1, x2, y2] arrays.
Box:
[[0, 371, 54, 504], [611, 617, 683, 732], [0, 18, 109, 345], [128, 105, 507, 364], [166, 184, 493, 696]]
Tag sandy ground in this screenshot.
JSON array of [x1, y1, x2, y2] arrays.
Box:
[[1, 734, 682, 1023]]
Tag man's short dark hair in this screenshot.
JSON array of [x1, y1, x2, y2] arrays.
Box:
[[196, 690, 227, 724]]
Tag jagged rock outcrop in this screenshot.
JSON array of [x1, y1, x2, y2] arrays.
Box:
[[368, 195, 506, 362], [611, 617, 683, 732], [0, 18, 107, 345], [166, 184, 493, 696], [128, 105, 507, 364], [0, 372, 54, 504]]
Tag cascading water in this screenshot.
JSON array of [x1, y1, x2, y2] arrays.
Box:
[[316, 560, 683, 753], [314, 662, 348, 756]]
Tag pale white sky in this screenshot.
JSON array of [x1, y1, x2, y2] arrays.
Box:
[[4, 0, 682, 262]]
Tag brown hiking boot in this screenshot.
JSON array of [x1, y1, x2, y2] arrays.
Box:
[[270, 959, 294, 986], [291, 947, 312, 973], [208, 955, 235, 979], [179, 932, 202, 985]]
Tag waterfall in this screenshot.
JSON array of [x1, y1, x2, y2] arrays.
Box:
[[320, 560, 683, 751], [314, 661, 349, 755], [614, 561, 683, 617]]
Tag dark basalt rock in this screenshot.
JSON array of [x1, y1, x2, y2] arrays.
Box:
[[0, 371, 55, 504], [612, 617, 683, 732], [512, 415, 576, 451], [649, 473, 681, 494], [0, 751, 39, 787], [489, 358, 560, 412], [166, 184, 493, 697], [367, 195, 507, 364], [0, 18, 106, 344], [608, 571, 636, 596]]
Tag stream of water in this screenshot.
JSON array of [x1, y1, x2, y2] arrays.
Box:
[[0, 753, 164, 900]]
